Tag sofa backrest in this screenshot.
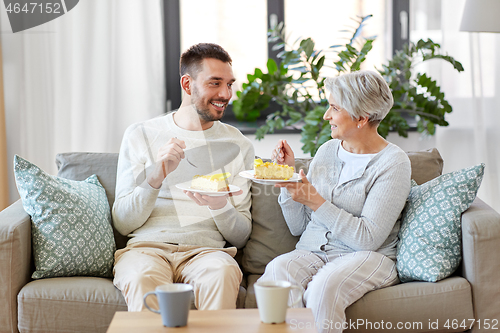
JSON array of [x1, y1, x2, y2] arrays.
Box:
[[55, 148, 443, 256]]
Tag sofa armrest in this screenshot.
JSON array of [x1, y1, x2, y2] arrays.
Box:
[[461, 197, 500, 332], [0, 200, 32, 333]]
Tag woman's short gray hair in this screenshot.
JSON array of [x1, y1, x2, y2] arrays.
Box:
[[324, 70, 393, 124]]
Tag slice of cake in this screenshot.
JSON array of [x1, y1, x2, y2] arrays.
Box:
[[254, 159, 294, 180], [191, 172, 231, 192]]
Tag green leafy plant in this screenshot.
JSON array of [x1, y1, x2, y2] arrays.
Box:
[[233, 16, 464, 156], [377, 40, 464, 138]]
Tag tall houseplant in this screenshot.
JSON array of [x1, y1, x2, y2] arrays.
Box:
[[232, 16, 464, 156]]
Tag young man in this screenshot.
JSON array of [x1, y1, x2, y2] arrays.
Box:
[[112, 43, 254, 311]]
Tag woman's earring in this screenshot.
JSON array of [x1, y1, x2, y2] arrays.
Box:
[[357, 125, 361, 129]]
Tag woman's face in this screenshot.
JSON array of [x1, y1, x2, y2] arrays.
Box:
[[323, 94, 359, 140]]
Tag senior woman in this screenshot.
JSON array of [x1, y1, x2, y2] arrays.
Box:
[[258, 70, 411, 332]]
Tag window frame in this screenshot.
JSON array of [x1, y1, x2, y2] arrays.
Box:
[[163, 0, 410, 133], [163, 0, 182, 112]]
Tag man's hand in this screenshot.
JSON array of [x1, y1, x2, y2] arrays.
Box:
[[147, 138, 187, 189], [275, 169, 326, 211], [183, 189, 243, 210]]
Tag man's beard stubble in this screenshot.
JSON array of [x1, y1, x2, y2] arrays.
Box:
[[196, 105, 225, 122], [191, 85, 228, 122]]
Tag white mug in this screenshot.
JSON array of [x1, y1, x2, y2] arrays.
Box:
[[254, 280, 302, 324]]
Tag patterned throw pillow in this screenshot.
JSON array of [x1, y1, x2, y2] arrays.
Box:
[[13, 155, 116, 279], [396, 164, 484, 282]]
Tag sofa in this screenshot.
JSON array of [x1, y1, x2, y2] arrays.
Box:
[[1, 148, 499, 333]]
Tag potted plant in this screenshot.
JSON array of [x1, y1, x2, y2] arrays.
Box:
[[232, 15, 464, 156]]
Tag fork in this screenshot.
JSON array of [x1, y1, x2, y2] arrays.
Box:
[[273, 147, 281, 164], [184, 155, 197, 168], [162, 139, 198, 177], [174, 137, 197, 168]]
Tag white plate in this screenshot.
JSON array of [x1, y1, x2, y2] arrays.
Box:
[[239, 170, 301, 185], [176, 182, 241, 197]]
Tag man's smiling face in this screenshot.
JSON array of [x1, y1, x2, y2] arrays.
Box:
[[189, 58, 235, 122]]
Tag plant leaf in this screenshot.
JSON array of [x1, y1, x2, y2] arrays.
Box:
[[267, 58, 278, 75]]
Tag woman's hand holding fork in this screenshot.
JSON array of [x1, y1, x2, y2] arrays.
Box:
[[272, 139, 295, 169]]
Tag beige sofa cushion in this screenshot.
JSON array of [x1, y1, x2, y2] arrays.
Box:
[[245, 274, 473, 332], [18, 277, 127, 333], [406, 148, 443, 185], [345, 276, 473, 332], [55, 153, 119, 208]]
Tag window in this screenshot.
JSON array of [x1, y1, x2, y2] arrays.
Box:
[[285, 0, 391, 77], [179, 0, 268, 100], [410, 0, 442, 90]]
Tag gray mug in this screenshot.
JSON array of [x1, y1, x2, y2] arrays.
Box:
[[143, 283, 193, 327]]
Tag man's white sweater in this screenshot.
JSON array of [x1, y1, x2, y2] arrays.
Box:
[[112, 112, 254, 249]]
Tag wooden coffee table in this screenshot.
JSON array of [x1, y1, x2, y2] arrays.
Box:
[[107, 308, 317, 333]]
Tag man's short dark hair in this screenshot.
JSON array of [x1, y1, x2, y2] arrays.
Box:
[[179, 43, 232, 77]]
